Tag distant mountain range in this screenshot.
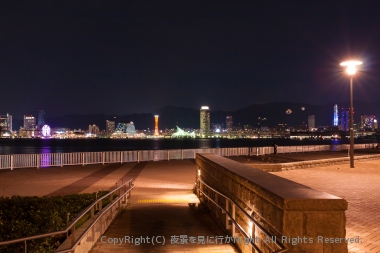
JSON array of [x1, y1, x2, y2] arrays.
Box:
[[11, 101, 380, 130]]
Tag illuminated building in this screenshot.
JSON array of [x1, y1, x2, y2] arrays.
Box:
[[226, 116, 233, 131], [374, 119, 378, 130], [213, 124, 222, 133], [88, 124, 100, 134], [308, 115, 315, 131], [24, 115, 36, 130], [154, 115, 159, 135], [274, 124, 288, 134], [360, 115, 376, 131], [38, 110, 45, 129], [333, 104, 338, 126], [0, 113, 12, 133], [171, 126, 196, 138], [200, 106, 210, 137], [244, 125, 253, 130], [106, 120, 115, 133], [115, 122, 136, 135], [341, 108, 351, 131]]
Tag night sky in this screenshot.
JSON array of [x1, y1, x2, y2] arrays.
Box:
[[1, 1, 380, 119]]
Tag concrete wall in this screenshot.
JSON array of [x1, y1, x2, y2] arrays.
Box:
[[196, 153, 348, 253]]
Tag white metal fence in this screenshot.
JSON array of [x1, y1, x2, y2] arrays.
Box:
[[0, 144, 374, 170]]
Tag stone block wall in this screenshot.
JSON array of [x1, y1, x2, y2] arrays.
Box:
[[196, 153, 348, 253]]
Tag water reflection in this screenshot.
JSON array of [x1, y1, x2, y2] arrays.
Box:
[[198, 139, 213, 149], [152, 139, 161, 150], [40, 145, 52, 168], [215, 139, 221, 148], [0, 138, 378, 155]]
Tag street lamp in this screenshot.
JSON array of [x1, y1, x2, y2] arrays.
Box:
[[340, 60, 362, 168]]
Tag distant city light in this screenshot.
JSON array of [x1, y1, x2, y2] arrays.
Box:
[[201, 106, 209, 110]]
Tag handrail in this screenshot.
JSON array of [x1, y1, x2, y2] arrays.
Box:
[[0, 179, 134, 252], [0, 144, 374, 170], [196, 177, 288, 253], [56, 181, 134, 253], [196, 185, 265, 253]]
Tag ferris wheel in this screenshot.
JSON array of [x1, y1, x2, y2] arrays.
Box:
[[42, 125, 51, 137]]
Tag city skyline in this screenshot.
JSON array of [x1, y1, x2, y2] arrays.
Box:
[[3, 100, 380, 131], [1, 1, 380, 118]]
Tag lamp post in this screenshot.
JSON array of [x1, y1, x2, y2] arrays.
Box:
[[340, 60, 362, 168]]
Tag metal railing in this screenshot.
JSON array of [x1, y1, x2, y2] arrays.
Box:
[[195, 177, 287, 253], [0, 179, 134, 253], [0, 144, 374, 170]]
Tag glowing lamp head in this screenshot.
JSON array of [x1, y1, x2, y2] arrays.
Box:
[[340, 61, 362, 76]]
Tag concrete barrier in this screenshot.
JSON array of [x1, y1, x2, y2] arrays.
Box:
[[246, 154, 380, 172], [196, 153, 348, 253]]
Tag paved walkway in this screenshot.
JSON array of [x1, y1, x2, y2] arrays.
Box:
[[0, 160, 239, 253], [0, 163, 135, 197], [91, 160, 239, 253], [230, 150, 380, 252], [1, 151, 380, 252], [229, 149, 380, 164], [270, 159, 380, 253]]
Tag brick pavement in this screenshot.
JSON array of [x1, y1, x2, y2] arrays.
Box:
[[91, 160, 240, 253], [229, 149, 380, 164], [271, 159, 380, 253], [0, 160, 239, 253], [2, 152, 380, 253], [0, 163, 135, 197]]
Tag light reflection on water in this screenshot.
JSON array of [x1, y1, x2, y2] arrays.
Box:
[[40, 145, 52, 168], [0, 138, 377, 155]]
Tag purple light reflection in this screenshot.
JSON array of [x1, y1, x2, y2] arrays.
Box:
[[40, 146, 52, 168]]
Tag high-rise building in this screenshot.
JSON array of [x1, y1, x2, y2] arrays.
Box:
[[89, 124, 100, 134], [226, 116, 233, 131], [308, 115, 315, 131], [200, 106, 210, 136], [0, 113, 12, 133], [106, 120, 115, 133], [333, 104, 338, 126], [38, 110, 45, 129], [360, 115, 376, 131], [154, 115, 159, 135], [341, 108, 350, 131], [24, 115, 36, 130]]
